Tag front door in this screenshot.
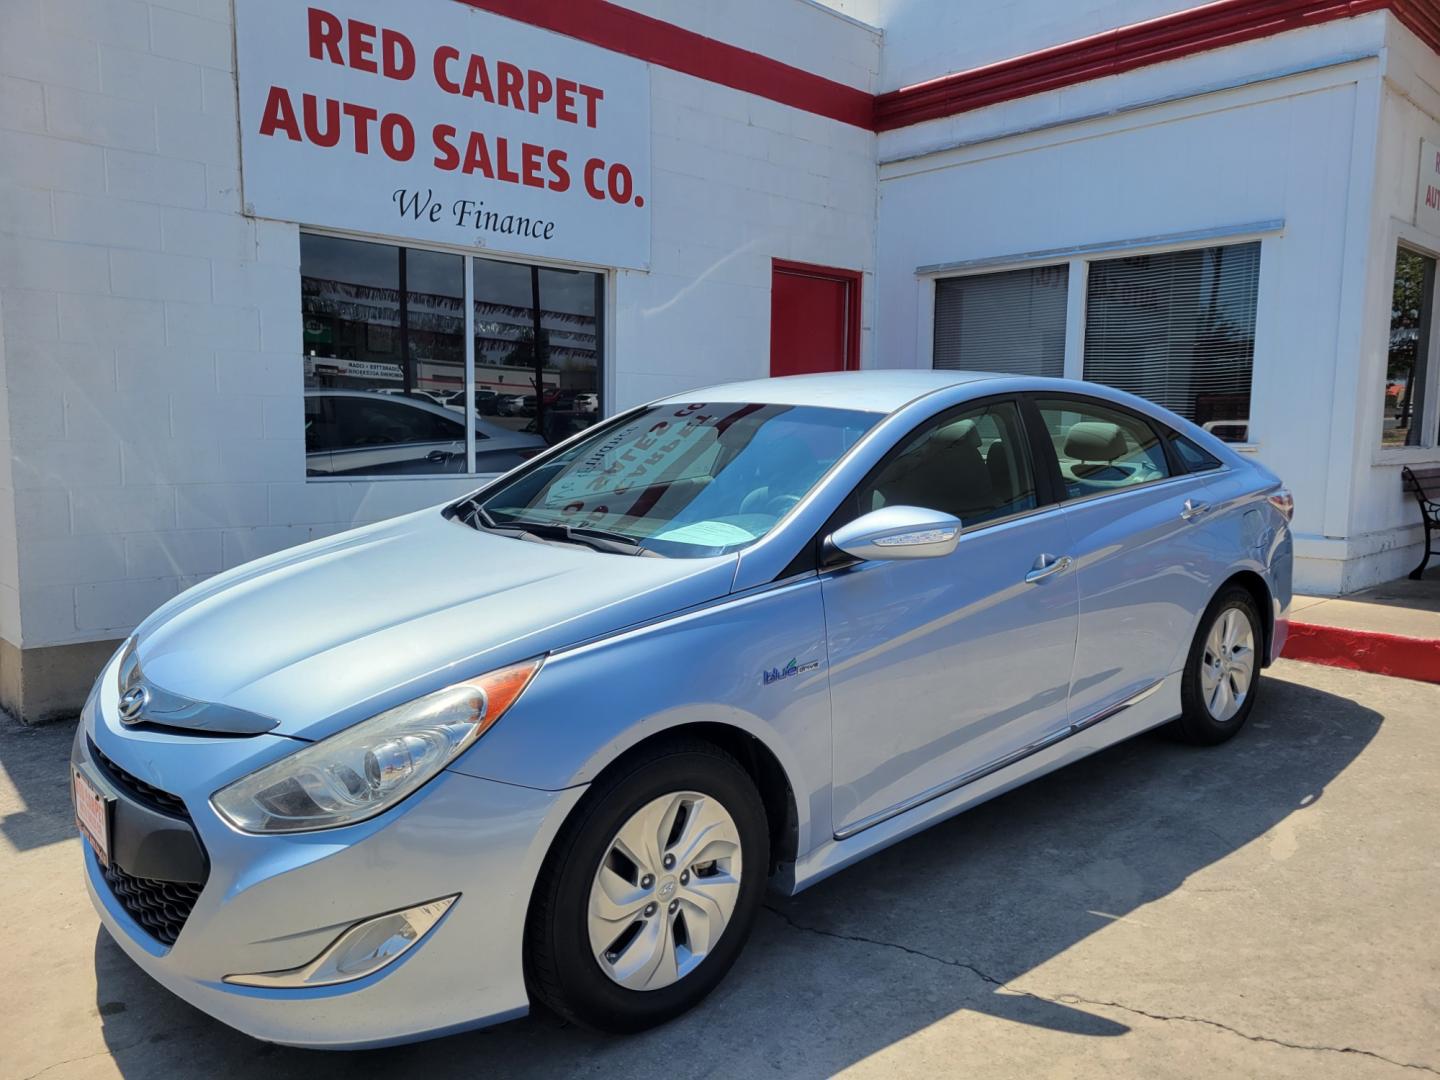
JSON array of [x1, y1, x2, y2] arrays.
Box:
[[822, 398, 1079, 837], [770, 261, 860, 377]]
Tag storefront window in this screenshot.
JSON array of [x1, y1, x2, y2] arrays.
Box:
[[1383, 246, 1435, 448], [301, 233, 603, 477], [933, 265, 1068, 377], [473, 257, 603, 452], [1083, 242, 1259, 442]]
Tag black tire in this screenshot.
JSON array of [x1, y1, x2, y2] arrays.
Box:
[[1168, 584, 1264, 745], [524, 739, 769, 1033]]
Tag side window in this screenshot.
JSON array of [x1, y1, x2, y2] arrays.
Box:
[[1034, 397, 1170, 499], [333, 396, 461, 448], [857, 400, 1038, 528], [1171, 434, 1222, 473]]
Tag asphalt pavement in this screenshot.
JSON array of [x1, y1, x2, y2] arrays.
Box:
[[1, 659, 1435, 1079]]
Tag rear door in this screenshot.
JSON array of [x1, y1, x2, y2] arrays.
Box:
[[822, 397, 1079, 837], [1028, 395, 1222, 724], [328, 396, 466, 475]]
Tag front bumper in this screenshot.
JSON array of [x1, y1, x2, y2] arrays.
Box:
[[76, 655, 585, 1049]]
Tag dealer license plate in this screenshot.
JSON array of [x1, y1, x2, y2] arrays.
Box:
[[73, 767, 110, 866]]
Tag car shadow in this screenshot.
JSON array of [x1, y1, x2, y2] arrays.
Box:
[[92, 676, 1379, 1079]]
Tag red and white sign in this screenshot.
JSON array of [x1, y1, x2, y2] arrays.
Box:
[[74, 768, 110, 865], [1418, 138, 1440, 237], [235, 0, 651, 268]]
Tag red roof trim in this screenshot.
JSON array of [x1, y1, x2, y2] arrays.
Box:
[[875, 0, 1437, 132], [453, 1, 1439, 134], [451, 0, 875, 129]]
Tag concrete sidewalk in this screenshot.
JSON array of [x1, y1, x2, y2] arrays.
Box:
[[1286, 570, 1440, 683], [2, 660, 1438, 1079]]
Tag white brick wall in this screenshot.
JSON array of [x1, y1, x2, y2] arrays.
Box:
[[0, 0, 881, 650]]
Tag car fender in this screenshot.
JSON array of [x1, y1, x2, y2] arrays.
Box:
[[447, 576, 832, 859], [1166, 473, 1291, 672]]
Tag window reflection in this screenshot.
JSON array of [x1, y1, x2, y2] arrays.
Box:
[[1384, 246, 1435, 447], [473, 258, 603, 448], [300, 233, 603, 477]]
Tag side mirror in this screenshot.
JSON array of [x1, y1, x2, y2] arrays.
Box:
[[828, 505, 962, 562]]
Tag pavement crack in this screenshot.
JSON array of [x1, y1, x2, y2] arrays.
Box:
[[1051, 994, 1440, 1075], [764, 904, 1009, 988], [764, 906, 1438, 1075], [19, 1041, 146, 1080]]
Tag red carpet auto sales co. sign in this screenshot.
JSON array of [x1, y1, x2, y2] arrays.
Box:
[[235, 0, 652, 268]]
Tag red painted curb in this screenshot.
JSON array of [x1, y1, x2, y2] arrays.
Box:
[[1282, 621, 1440, 684]]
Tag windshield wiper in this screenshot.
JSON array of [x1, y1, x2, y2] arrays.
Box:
[[483, 518, 655, 557]]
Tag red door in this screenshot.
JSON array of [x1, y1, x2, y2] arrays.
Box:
[[769, 260, 861, 377]]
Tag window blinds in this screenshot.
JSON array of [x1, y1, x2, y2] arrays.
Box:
[[933, 264, 1068, 377], [1083, 242, 1259, 431]]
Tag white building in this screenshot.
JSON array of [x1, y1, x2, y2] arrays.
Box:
[[1, 0, 1438, 720]]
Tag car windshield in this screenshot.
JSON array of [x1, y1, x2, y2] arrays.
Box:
[[467, 401, 878, 557]]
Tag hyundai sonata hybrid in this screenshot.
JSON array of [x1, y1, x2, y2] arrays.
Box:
[[73, 371, 1292, 1047]]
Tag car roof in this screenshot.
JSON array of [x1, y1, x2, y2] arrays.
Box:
[[653, 370, 1017, 413], [305, 388, 460, 419]]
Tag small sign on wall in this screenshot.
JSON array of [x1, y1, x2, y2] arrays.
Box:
[[1417, 138, 1440, 236], [235, 0, 651, 268]]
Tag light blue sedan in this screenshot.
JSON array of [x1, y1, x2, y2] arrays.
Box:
[[72, 371, 1293, 1047]]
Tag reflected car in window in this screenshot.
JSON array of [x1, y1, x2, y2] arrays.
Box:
[[496, 393, 529, 417], [444, 388, 502, 416], [303, 389, 545, 477], [75, 372, 1291, 1050]]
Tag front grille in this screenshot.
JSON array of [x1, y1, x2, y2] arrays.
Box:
[[89, 738, 189, 818], [101, 864, 202, 946], [87, 738, 207, 945]]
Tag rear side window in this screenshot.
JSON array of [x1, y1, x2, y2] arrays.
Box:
[[1171, 435, 1222, 473], [1034, 397, 1170, 499]]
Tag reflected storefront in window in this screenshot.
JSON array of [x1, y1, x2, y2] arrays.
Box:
[[301, 232, 603, 478]]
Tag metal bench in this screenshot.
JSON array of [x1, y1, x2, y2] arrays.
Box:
[[1402, 465, 1440, 579]]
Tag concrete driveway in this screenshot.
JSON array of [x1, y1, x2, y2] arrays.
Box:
[[2, 660, 1436, 1079]]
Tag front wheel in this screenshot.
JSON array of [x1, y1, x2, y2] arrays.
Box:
[[525, 741, 769, 1032], [1168, 585, 1263, 745]]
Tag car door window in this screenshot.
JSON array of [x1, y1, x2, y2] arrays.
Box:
[[856, 400, 1038, 528], [332, 396, 463, 449], [1034, 397, 1170, 499]]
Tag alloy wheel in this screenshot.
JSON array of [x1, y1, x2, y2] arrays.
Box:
[[1200, 607, 1255, 722], [586, 790, 743, 991]]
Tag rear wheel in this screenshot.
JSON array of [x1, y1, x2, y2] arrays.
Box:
[[525, 741, 768, 1032], [1169, 585, 1263, 745]]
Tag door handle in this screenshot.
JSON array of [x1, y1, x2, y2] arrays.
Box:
[[1181, 498, 1211, 521], [1024, 554, 1073, 583]]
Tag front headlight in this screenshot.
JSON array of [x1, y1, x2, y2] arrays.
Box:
[[211, 659, 540, 834]]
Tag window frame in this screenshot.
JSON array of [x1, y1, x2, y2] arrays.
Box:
[[916, 221, 1280, 454], [299, 225, 611, 482], [1375, 222, 1440, 464]]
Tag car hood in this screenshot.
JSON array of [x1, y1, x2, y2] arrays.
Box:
[[130, 508, 737, 740]]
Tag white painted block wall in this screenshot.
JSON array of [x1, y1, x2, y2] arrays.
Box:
[[0, 0, 879, 652], [869, 12, 1440, 594]]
